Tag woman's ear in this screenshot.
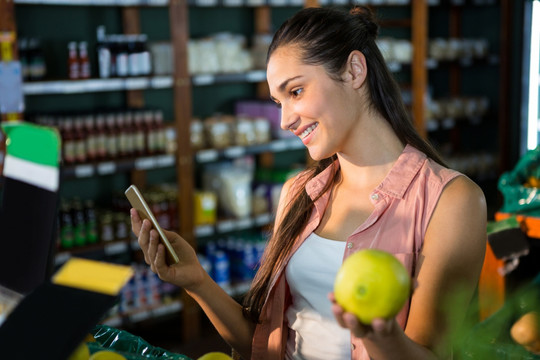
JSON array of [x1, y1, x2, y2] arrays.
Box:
[[345, 50, 367, 89]]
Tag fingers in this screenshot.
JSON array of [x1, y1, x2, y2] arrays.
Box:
[[153, 243, 169, 277], [130, 208, 142, 235]]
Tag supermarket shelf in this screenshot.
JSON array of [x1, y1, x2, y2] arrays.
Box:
[[13, 0, 498, 6], [426, 54, 499, 70], [23, 76, 173, 95], [55, 239, 136, 266], [61, 154, 175, 179], [22, 71, 267, 96], [102, 300, 183, 328], [191, 70, 266, 86], [14, 0, 167, 4], [425, 115, 483, 132], [195, 137, 304, 163], [195, 213, 273, 238]]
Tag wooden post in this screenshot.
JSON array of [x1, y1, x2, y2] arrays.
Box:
[[169, 0, 199, 342], [122, 7, 145, 109], [411, 0, 428, 138]]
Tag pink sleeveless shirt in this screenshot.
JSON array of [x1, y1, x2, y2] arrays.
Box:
[[250, 145, 462, 360]]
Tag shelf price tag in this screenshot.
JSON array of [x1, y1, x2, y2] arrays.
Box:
[[192, 74, 215, 86], [104, 241, 129, 256], [236, 218, 253, 230], [217, 220, 235, 233], [74, 164, 94, 178], [130, 310, 150, 323], [97, 161, 116, 175], [156, 154, 175, 167], [270, 139, 288, 152], [223, 0, 243, 5], [195, 225, 214, 237], [224, 146, 245, 158], [151, 76, 173, 88], [255, 213, 272, 226], [245, 0, 264, 6], [125, 77, 149, 90], [135, 157, 156, 170], [196, 149, 219, 163], [245, 70, 266, 83]]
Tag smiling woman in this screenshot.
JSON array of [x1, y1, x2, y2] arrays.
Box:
[[129, 6, 487, 360]]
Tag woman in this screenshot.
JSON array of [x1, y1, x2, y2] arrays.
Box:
[[130, 6, 487, 360]]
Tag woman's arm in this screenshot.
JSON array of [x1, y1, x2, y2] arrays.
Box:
[[332, 175, 487, 359]]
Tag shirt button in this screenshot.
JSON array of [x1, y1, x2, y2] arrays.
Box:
[[347, 242, 353, 249], [371, 193, 379, 201]]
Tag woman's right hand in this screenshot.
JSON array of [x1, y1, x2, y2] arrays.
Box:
[[130, 208, 206, 292]]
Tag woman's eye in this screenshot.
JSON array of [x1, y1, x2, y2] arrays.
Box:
[[291, 88, 303, 97]]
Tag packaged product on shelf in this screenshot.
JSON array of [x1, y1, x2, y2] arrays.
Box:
[[59, 200, 75, 249], [27, 37, 46, 81], [251, 33, 272, 70], [202, 159, 254, 219], [105, 113, 119, 159], [95, 114, 108, 161], [190, 118, 205, 150], [204, 115, 234, 149], [74, 116, 87, 164], [133, 111, 147, 156], [253, 116, 271, 144], [84, 199, 99, 244], [67, 41, 80, 80], [72, 197, 88, 247], [234, 116, 256, 146], [149, 41, 173, 75], [78, 41, 91, 79], [194, 191, 217, 226], [99, 211, 115, 243]]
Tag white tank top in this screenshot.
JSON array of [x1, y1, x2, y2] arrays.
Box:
[[285, 232, 351, 360]]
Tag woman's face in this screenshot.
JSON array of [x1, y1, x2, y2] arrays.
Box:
[[267, 45, 363, 161]]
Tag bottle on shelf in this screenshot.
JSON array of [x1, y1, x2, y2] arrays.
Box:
[[96, 26, 111, 79], [95, 114, 108, 161], [61, 118, 76, 165], [28, 38, 46, 81], [68, 41, 79, 80], [71, 197, 87, 247], [78, 41, 91, 79], [73, 116, 87, 164], [105, 113, 119, 160], [133, 110, 146, 157], [84, 114, 98, 163], [115, 35, 129, 78], [84, 199, 98, 244], [59, 200, 74, 249]]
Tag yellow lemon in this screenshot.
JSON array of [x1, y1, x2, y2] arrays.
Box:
[[68, 342, 90, 360], [89, 350, 127, 360], [334, 249, 411, 324], [197, 351, 234, 360]]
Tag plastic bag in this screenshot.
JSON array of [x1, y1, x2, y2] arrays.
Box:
[[498, 146, 540, 217], [88, 325, 193, 360], [457, 274, 540, 359]]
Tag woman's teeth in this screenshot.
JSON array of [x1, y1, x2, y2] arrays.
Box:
[[301, 123, 318, 138]]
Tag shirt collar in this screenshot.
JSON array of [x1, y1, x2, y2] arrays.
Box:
[[304, 144, 427, 201], [376, 144, 426, 199]]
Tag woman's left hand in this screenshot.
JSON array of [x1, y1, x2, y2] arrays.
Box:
[[328, 292, 398, 339]]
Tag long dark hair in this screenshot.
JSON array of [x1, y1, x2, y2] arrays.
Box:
[[242, 6, 445, 322]]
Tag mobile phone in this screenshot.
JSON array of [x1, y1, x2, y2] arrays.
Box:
[[125, 184, 180, 265]]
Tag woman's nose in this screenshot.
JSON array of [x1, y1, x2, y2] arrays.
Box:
[[280, 104, 298, 132]]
